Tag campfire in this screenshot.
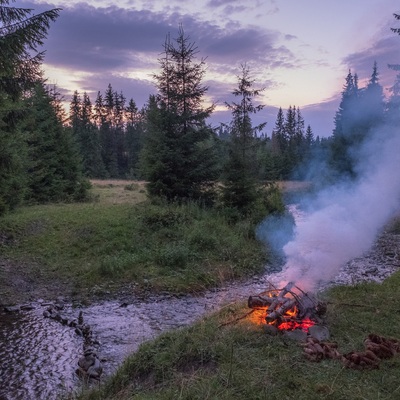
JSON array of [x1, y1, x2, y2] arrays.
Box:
[[246, 282, 400, 371], [247, 282, 327, 333]]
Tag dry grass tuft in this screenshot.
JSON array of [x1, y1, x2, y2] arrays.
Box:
[[90, 180, 148, 205]]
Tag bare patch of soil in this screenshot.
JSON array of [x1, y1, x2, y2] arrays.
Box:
[[0, 257, 74, 305]]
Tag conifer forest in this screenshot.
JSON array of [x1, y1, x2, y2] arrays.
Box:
[[1, 2, 400, 215]]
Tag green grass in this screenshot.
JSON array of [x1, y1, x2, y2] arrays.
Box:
[[76, 271, 400, 400], [0, 181, 268, 301]]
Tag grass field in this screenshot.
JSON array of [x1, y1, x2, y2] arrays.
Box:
[[89, 180, 148, 204], [0, 180, 272, 303]]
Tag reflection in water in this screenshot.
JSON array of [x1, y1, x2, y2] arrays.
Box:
[[0, 307, 81, 400]]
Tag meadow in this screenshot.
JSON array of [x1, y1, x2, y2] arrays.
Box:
[[0, 180, 270, 303]]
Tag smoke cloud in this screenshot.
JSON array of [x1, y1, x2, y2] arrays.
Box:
[[266, 124, 400, 291]]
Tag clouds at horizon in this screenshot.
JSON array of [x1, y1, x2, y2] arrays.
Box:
[[24, 0, 400, 136]]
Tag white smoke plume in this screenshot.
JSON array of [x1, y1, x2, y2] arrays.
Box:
[[281, 125, 400, 291]]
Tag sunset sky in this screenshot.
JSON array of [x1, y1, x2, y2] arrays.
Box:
[[28, 0, 400, 136]]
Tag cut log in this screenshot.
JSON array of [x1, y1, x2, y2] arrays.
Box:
[[247, 295, 275, 308], [279, 281, 295, 297], [266, 298, 296, 322]]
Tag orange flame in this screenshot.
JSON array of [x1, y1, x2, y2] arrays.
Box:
[[277, 318, 315, 332], [248, 304, 315, 332], [248, 307, 269, 325]]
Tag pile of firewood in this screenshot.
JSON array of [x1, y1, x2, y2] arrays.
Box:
[[247, 282, 327, 328], [301, 333, 400, 370], [301, 337, 341, 362]]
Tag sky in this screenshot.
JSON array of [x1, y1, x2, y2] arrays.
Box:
[[24, 0, 400, 137]]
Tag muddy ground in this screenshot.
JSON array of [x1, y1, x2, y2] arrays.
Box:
[[0, 257, 74, 305]]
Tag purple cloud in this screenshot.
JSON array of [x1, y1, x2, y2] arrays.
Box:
[[343, 26, 400, 91]]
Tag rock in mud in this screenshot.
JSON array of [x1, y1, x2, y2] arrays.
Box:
[[309, 325, 330, 341], [284, 329, 308, 341], [4, 305, 20, 312]]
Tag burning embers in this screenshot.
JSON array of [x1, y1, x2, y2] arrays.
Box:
[[247, 282, 327, 333]]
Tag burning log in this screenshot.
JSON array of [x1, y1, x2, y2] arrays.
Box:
[[247, 285, 400, 372], [247, 295, 275, 308], [266, 298, 296, 323], [247, 282, 326, 332]]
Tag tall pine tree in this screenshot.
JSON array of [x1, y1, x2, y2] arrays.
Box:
[[24, 82, 88, 203], [141, 26, 218, 201], [125, 98, 145, 178], [330, 70, 360, 179], [69, 91, 105, 178], [221, 64, 266, 213], [330, 64, 384, 180], [0, 0, 60, 213]]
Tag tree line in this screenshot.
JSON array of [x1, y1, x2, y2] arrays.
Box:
[[0, 1, 89, 215], [1, 2, 399, 217], [69, 76, 322, 183]]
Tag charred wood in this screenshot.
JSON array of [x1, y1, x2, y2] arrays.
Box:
[[266, 298, 296, 322], [248, 283, 325, 328], [247, 295, 275, 308]]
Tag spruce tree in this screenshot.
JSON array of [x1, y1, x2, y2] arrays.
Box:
[[305, 125, 314, 148], [0, 0, 60, 213], [113, 90, 127, 176], [270, 107, 287, 179], [271, 107, 286, 155], [69, 90, 81, 131], [100, 84, 119, 177], [330, 70, 360, 178], [221, 64, 266, 213], [284, 106, 297, 176], [141, 26, 218, 201], [125, 98, 145, 178], [293, 107, 306, 170], [331, 64, 384, 180], [333, 70, 358, 138], [69, 91, 105, 178], [356, 62, 384, 134], [24, 82, 88, 203]]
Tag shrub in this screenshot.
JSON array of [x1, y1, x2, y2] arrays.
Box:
[[140, 205, 191, 229], [155, 243, 191, 269], [98, 251, 141, 277], [188, 227, 218, 252], [124, 183, 139, 191]]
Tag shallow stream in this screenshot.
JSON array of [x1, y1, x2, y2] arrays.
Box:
[[0, 269, 290, 400]]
